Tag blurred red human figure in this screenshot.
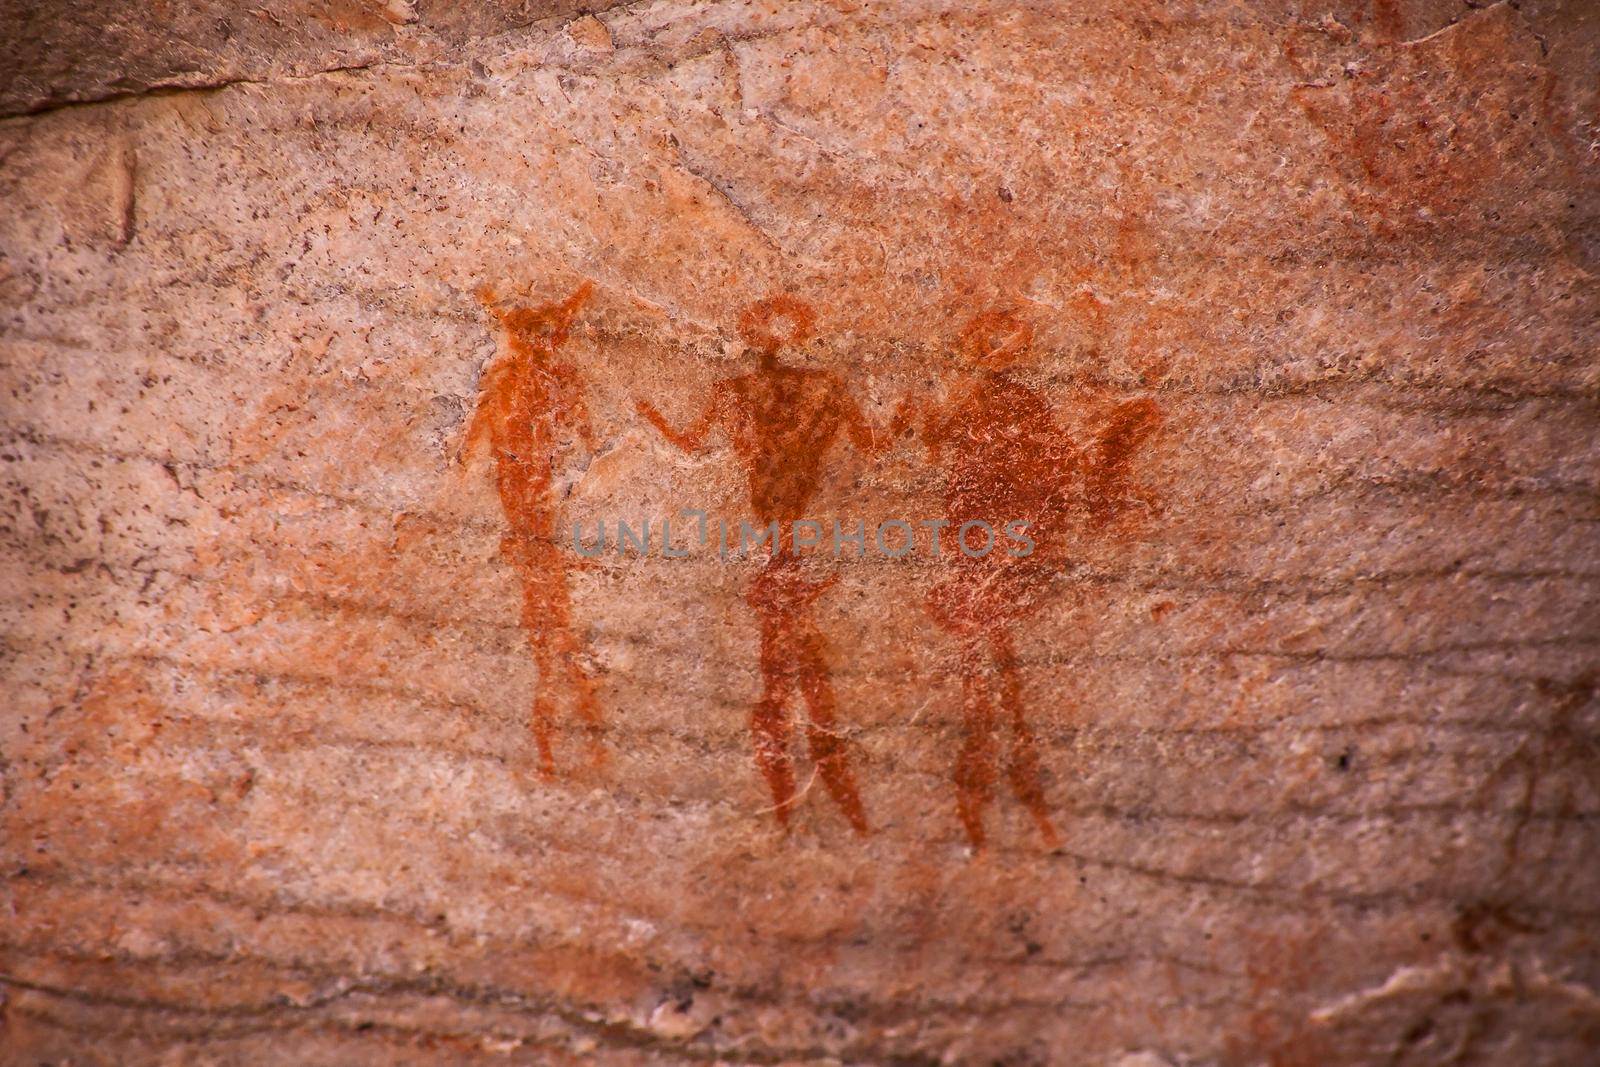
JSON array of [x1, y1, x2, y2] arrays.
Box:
[[465, 281, 605, 778], [896, 308, 1161, 849], [638, 296, 876, 833]]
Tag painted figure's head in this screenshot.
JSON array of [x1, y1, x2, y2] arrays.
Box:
[[481, 281, 593, 350], [959, 307, 1034, 371], [739, 295, 816, 362]]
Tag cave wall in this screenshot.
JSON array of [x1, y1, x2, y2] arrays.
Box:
[[2, 2, 1598, 1064]]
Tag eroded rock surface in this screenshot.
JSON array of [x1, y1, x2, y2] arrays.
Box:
[[2, 1, 1598, 1064]]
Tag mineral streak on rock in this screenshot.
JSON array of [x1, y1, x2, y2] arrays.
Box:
[[2, 1, 1598, 1065]]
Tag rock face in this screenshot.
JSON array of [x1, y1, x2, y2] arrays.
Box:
[[2, 1, 1598, 1064]]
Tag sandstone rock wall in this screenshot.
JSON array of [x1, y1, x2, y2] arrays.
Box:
[[2, 1, 1598, 1064]]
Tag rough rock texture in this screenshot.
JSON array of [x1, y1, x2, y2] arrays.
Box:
[[2, 1, 1598, 1064]]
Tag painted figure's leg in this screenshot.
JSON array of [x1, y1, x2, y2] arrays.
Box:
[[995, 628, 1060, 847], [549, 574, 607, 768], [954, 636, 1000, 849], [560, 638, 607, 769], [751, 619, 799, 827], [798, 630, 868, 835], [525, 626, 558, 778], [524, 539, 606, 771], [513, 539, 559, 777], [751, 691, 798, 826]]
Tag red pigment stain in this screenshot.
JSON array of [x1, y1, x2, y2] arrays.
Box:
[[466, 282, 605, 777], [638, 296, 874, 833]]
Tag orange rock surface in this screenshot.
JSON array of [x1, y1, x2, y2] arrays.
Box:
[[2, 1, 1597, 1063]]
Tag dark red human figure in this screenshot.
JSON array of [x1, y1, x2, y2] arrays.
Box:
[[465, 281, 604, 778], [637, 296, 875, 833], [896, 308, 1161, 849]]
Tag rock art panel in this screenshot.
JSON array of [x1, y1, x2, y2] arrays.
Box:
[[2, 1, 1598, 1065]]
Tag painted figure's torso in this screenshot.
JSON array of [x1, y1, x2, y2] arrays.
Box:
[[931, 374, 1077, 550], [718, 365, 856, 524], [478, 337, 589, 548]]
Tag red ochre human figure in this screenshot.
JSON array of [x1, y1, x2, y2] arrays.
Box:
[[895, 308, 1161, 849], [637, 296, 876, 834], [465, 281, 604, 778]]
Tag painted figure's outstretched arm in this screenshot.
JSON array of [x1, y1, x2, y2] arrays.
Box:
[[461, 287, 504, 464], [636, 389, 720, 454], [1083, 396, 1163, 523], [462, 357, 513, 466], [1093, 397, 1161, 467]]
